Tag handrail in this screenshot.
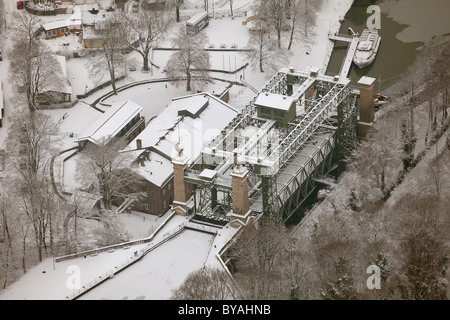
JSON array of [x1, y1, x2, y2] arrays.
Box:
[[66, 221, 218, 300], [55, 211, 177, 262]]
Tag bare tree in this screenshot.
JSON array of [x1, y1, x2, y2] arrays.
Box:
[[165, 25, 211, 92], [229, 217, 288, 299], [0, 192, 16, 289], [349, 119, 403, 198], [246, 21, 290, 75], [320, 257, 358, 300], [287, 0, 319, 50], [425, 149, 450, 201], [172, 0, 183, 22], [257, 0, 289, 49], [117, 4, 171, 72], [9, 11, 41, 49], [75, 137, 144, 210], [170, 267, 234, 300], [281, 249, 317, 299], [413, 37, 449, 141], [387, 194, 449, 300], [5, 112, 62, 262], [0, 0, 4, 37], [87, 15, 126, 95], [8, 12, 64, 112], [430, 42, 450, 124]]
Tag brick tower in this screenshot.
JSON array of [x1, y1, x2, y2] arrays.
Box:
[[172, 148, 190, 216], [357, 76, 376, 138], [228, 165, 251, 228]]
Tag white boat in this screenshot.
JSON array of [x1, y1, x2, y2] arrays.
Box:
[[353, 29, 381, 68]]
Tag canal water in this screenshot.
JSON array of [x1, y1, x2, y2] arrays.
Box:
[[287, 0, 450, 226], [326, 0, 450, 94]]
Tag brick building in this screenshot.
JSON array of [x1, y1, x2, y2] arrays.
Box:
[[122, 92, 239, 216]]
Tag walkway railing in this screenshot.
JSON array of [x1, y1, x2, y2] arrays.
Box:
[[55, 211, 177, 263], [65, 220, 218, 299]]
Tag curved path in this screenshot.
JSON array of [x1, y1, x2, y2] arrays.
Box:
[[89, 74, 248, 110]]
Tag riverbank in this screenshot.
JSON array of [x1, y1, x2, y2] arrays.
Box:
[[327, 0, 450, 93], [290, 0, 355, 73]]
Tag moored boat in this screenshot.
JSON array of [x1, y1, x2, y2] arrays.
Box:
[[353, 29, 381, 68]]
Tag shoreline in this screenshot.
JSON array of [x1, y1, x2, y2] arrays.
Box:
[[288, 0, 355, 74]]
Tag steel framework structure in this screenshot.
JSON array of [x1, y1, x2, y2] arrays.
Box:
[[184, 67, 359, 224]]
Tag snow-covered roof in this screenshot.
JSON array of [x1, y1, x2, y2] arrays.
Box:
[[77, 100, 143, 145], [81, 9, 114, 27], [82, 26, 100, 40], [131, 149, 174, 187], [254, 92, 296, 112], [55, 55, 67, 78], [42, 19, 68, 31], [358, 76, 376, 86], [186, 11, 208, 26], [177, 95, 209, 118], [123, 92, 239, 187], [37, 55, 71, 95], [68, 6, 82, 27], [199, 168, 217, 180], [69, 5, 82, 21], [54, 55, 71, 94]]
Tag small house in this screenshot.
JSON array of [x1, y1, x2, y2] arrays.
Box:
[[76, 100, 146, 150], [42, 20, 70, 39], [36, 55, 72, 105], [254, 92, 297, 124], [186, 11, 209, 35], [68, 6, 82, 32]]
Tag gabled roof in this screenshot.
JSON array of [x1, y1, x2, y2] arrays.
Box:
[[38, 55, 71, 95], [77, 100, 143, 145], [42, 20, 68, 31], [254, 92, 296, 112], [123, 92, 239, 187]]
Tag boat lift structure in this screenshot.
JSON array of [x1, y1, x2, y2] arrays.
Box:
[[173, 66, 374, 226]]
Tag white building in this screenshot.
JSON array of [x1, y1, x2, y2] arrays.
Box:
[[76, 100, 145, 149]]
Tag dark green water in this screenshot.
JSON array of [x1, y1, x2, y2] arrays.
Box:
[[327, 0, 450, 94]]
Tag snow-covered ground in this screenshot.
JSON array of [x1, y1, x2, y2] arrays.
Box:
[[0, 213, 238, 300], [78, 228, 215, 300], [0, 0, 354, 300]]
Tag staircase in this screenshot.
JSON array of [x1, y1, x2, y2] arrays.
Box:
[[116, 198, 134, 214]]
